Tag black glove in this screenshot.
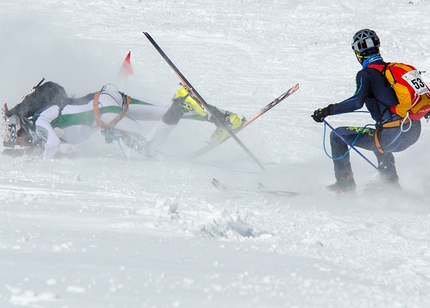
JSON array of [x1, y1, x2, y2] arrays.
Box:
[[312, 104, 333, 123]]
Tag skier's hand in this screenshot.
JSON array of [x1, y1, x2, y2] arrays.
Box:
[[312, 105, 332, 123]]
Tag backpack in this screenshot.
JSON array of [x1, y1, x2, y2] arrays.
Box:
[[368, 62, 430, 120], [6, 80, 68, 120]]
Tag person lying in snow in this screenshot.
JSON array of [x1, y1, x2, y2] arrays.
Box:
[[2, 79, 243, 159]]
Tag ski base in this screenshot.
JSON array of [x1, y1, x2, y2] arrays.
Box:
[[212, 178, 300, 197]]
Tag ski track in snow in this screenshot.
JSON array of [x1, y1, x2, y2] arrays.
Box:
[[1, 0, 430, 307]]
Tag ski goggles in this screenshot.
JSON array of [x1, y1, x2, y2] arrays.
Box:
[[354, 51, 365, 59]]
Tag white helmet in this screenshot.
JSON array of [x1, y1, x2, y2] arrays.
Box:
[[351, 29, 380, 56], [3, 114, 35, 148]]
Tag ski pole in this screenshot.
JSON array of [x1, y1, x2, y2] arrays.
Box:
[[33, 77, 45, 89], [322, 118, 378, 170]]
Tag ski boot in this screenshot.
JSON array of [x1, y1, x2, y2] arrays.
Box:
[[379, 173, 401, 191], [173, 86, 207, 117], [370, 157, 402, 192], [210, 112, 244, 143], [327, 173, 356, 195]]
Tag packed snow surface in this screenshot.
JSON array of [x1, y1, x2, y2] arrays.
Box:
[[1, 0, 430, 307]]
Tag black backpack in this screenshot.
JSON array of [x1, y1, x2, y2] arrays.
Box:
[[6, 80, 68, 120]]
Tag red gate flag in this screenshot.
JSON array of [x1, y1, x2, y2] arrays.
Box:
[[118, 51, 134, 78]]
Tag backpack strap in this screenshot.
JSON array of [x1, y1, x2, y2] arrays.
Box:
[[93, 91, 131, 129], [367, 62, 400, 124], [368, 62, 391, 87]]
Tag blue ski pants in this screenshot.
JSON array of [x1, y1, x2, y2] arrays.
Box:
[[330, 120, 421, 181]]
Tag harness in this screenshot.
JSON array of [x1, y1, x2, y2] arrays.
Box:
[[374, 117, 411, 153], [92, 91, 131, 129]]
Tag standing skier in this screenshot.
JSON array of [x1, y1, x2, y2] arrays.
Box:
[[311, 29, 424, 194]]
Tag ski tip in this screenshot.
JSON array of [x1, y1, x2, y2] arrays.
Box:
[[211, 178, 226, 191]]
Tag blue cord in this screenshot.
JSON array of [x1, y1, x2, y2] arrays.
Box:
[[322, 112, 374, 161], [116, 139, 127, 157]]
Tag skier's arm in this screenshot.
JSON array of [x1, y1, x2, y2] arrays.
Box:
[[312, 71, 369, 122], [34, 106, 61, 159], [329, 72, 369, 115]]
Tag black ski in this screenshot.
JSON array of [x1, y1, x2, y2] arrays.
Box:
[[212, 178, 300, 197]]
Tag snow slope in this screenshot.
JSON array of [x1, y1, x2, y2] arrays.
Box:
[[1, 0, 430, 307]]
